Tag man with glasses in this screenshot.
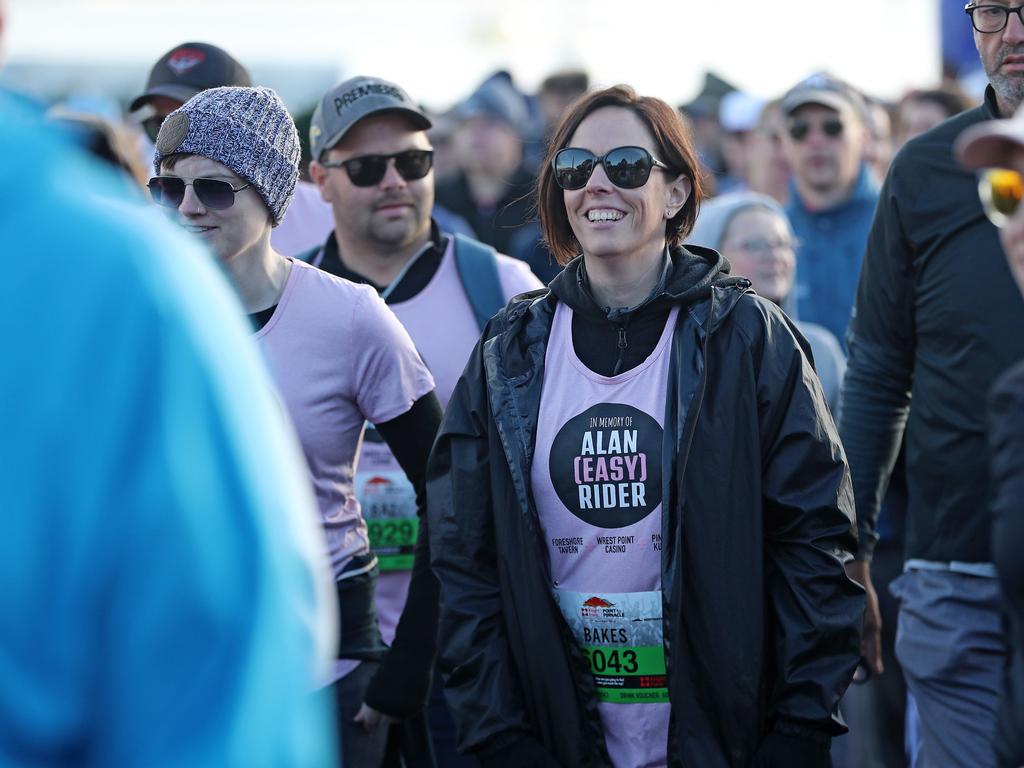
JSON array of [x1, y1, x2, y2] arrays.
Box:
[[306, 76, 541, 766], [778, 73, 877, 348], [841, 4, 1024, 766], [131, 42, 332, 257]]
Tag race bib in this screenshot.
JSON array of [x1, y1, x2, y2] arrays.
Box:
[[552, 589, 668, 703], [356, 430, 418, 572]]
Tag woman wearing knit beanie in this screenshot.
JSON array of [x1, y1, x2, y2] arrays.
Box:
[[689, 191, 846, 416], [149, 85, 444, 768]]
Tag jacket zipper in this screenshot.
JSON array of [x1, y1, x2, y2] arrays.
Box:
[[613, 322, 628, 376]]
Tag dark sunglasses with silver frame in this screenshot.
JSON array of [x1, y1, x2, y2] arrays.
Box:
[[148, 176, 252, 210], [551, 145, 676, 191], [319, 149, 434, 188]]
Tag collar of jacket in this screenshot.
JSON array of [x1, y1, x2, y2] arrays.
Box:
[[983, 83, 1003, 119], [545, 243, 741, 323]]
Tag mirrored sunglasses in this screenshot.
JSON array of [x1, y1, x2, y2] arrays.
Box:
[[978, 167, 1024, 228], [552, 145, 674, 190]]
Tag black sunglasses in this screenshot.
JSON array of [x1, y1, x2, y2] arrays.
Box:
[[320, 149, 434, 187], [787, 118, 845, 142], [147, 176, 251, 209], [552, 145, 674, 190]]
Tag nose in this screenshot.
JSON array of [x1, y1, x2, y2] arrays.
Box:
[[584, 161, 614, 193], [1005, 7, 1024, 41], [178, 183, 206, 216], [379, 158, 407, 191]]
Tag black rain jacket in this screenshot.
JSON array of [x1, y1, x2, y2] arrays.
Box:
[[426, 246, 863, 767]]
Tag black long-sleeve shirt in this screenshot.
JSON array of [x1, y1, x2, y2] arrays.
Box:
[[840, 86, 1024, 563]]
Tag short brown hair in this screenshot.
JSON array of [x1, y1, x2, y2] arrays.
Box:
[[537, 85, 705, 265]]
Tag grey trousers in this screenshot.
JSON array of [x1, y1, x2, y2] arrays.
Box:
[[891, 569, 1008, 768]]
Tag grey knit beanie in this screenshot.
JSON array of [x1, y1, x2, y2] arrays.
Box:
[[688, 191, 792, 251], [153, 86, 299, 226]]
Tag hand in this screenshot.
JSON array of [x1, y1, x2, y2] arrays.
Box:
[[845, 560, 883, 680], [354, 702, 398, 733]]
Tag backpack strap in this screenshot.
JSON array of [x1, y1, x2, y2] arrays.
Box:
[[453, 233, 505, 332], [294, 243, 323, 266]]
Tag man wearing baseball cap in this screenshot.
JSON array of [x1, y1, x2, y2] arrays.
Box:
[[777, 73, 878, 347], [841, 5, 1024, 765], [956, 112, 1024, 768], [435, 73, 536, 257], [130, 42, 251, 144], [132, 42, 332, 257], [306, 75, 541, 766]]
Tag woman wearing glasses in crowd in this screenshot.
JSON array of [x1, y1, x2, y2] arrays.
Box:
[[427, 85, 862, 768], [690, 191, 847, 417], [148, 86, 443, 768]]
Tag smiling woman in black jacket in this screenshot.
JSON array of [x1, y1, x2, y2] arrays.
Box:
[[426, 85, 863, 768]]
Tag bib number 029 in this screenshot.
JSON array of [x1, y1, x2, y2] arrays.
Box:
[[368, 518, 416, 547]]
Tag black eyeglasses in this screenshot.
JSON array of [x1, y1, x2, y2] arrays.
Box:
[[320, 149, 434, 187], [965, 3, 1024, 33], [551, 146, 674, 190], [147, 176, 251, 209], [787, 118, 845, 142]]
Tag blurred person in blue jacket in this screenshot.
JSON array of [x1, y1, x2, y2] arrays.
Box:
[[779, 74, 878, 348], [0, 91, 337, 767]]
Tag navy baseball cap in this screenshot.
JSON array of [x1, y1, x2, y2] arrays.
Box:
[[310, 76, 431, 162], [130, 42, 251, 112]]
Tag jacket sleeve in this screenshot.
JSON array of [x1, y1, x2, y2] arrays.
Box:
[[839, 170, 915, 562], [364, 391, 443, 718], [754, 302, 864, 740], [425, 323, 535, 756]]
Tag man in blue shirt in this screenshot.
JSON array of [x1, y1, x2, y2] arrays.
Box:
[[780, 73, 879, 347], [0, 94, 337, 767]]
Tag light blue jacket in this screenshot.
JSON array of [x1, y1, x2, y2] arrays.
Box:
[[786, 164, 880, 347], [0, 94, 336, 767]]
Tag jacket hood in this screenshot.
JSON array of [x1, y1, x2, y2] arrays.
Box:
[[547, 244, 742, 323]]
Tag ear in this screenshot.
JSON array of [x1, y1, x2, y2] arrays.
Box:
[[665, 174, 692, 219], [308, 161, 333, 203]]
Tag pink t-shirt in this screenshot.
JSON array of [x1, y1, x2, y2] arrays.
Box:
[[254, 259, 435, 579], [360, 238, 543, 643], [531, 301, 679, 768]]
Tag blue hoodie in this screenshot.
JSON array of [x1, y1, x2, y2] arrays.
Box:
[[786, 163, 879, 347]]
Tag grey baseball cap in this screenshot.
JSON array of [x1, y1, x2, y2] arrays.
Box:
[[309, 76, 431, 162], [781, 73, 866, 120]]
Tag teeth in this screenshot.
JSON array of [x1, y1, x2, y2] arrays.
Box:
[[587, 209, 624, 222], [185, 225, 213, 233]]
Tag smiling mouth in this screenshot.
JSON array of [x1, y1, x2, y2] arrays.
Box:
[[184, 224, 215, 233], [587, 209, 625, 222]]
